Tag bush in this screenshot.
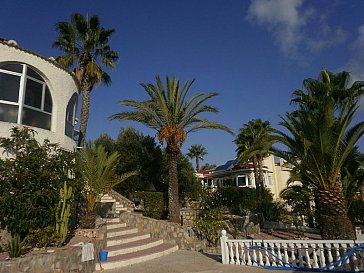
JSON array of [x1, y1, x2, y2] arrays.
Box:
[[195, 208, 225, 246], [0, 127, 80, 239], [25, 226, 59, 248], [135, 191, 166, 219], [349, 199, 364, 224], [217, 186, 285, 221], [219, 186, 258, 215], [256, 201, 285, 222], [194, 187, 226, 246]]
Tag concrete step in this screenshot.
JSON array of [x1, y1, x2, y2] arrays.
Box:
[[106, 222, 126, 230], [107, 238, 163, 257], [107, 233, 151, 247], [100, 197, 116, 203], [95, 243, 178, 271], [105, 218, 120, 224], [115, 207, 127, 212], [107, 227, 138, 238]]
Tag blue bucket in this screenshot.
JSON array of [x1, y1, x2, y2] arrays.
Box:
[[99, 250, 108, 262]]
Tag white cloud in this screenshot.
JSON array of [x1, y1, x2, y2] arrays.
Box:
[[246, 0, 347, 60]]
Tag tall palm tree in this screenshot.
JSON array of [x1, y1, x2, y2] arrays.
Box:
[[274, 69, 364, 239], [53, 13, 119, 147], [110, 75, 232, 222], [234, 119, 273, 197], [187, 144, 207, 171]]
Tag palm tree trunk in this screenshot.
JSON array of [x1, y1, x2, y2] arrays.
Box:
[[78, 88, 91, 147], [315, 187, 355, 239], [256, 154, 264, 197], [167, 145, 180, 223], [360, 186, 364, 202], [196, 157, 200, 172], [252, 155, 260, 197]]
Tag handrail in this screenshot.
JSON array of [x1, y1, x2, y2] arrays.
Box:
[[220, 229, 364, 272]]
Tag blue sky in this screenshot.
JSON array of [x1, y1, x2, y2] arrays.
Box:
[[1, 0, 363, 167]]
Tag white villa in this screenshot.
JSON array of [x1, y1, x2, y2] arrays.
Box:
[[0, 39, 79, 151], [195, 155, 292, 199]]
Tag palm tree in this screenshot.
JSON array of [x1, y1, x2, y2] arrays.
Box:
[[53, 13, 119, 147], [201, 163, 217, 170], [78, 143, 137, 227], [234, 119, 273, 197], [274, 69, 364, 239], [187, 144, 207, 171], [110, 75, 232, 222]]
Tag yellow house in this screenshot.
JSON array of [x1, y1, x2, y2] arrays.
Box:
[[195, 155, 292, 200]]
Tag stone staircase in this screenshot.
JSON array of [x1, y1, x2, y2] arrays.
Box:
[[95, 193, 178, 271], [99, 193, 130, 215], [95, 217, 178, 271]]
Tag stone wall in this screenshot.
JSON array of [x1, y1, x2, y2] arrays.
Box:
[[119, 211, 210, 251], [224, 214, 261, 238], [0, 245, 94, 273], [180, 208, 201, 227]]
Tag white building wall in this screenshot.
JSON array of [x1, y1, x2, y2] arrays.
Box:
[[0, 43, 78, 151]]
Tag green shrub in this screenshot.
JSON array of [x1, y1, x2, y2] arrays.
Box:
[[195, 208, 226, 246], [25, 226, 59, 248], [194, 187, 226, 246], [256, 201, 285, 222], [135, 191, 166, 219], [219, 187, 258, 215], [349, 199, 364, 224], [0, 127, 81, 238]]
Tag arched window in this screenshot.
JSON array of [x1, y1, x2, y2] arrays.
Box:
[[0, 62, 52, 130], [65, 93, 78, 138]]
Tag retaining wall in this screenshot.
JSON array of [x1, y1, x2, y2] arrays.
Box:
[[119, 211, 212, 251], [0, 245, 94, 273]]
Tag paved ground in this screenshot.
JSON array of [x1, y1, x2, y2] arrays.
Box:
[[104, 250, 303, 273]]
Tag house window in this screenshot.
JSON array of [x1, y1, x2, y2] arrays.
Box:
[[65, 93, 78, 138], [0, 63, 52, 130], [236, 175, 248, 187], [268, 175, 273, 185]]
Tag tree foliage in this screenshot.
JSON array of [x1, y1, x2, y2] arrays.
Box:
[[274, 69, 364, 239], [235, 119, 274, 197], [53, 13, 119, 147], [78, 142, 137, 215], [110, 75, 232, 222], [187, 144, 207, 171], [95, 128, 163, 197], [0, 127, 79, 238]]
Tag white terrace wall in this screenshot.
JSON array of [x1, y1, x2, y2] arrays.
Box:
[[220, 230, 364, 272]]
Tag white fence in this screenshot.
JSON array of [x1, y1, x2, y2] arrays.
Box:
[[220, 230, 364, 272]]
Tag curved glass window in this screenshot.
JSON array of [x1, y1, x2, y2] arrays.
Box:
[[0, 62, 52, 130], [65, 93, 78, 138]]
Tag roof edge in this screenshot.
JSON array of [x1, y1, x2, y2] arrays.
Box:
[[0, 40, 80, 92]]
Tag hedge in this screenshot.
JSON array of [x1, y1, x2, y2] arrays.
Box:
[[134, 191, 166, 219]]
